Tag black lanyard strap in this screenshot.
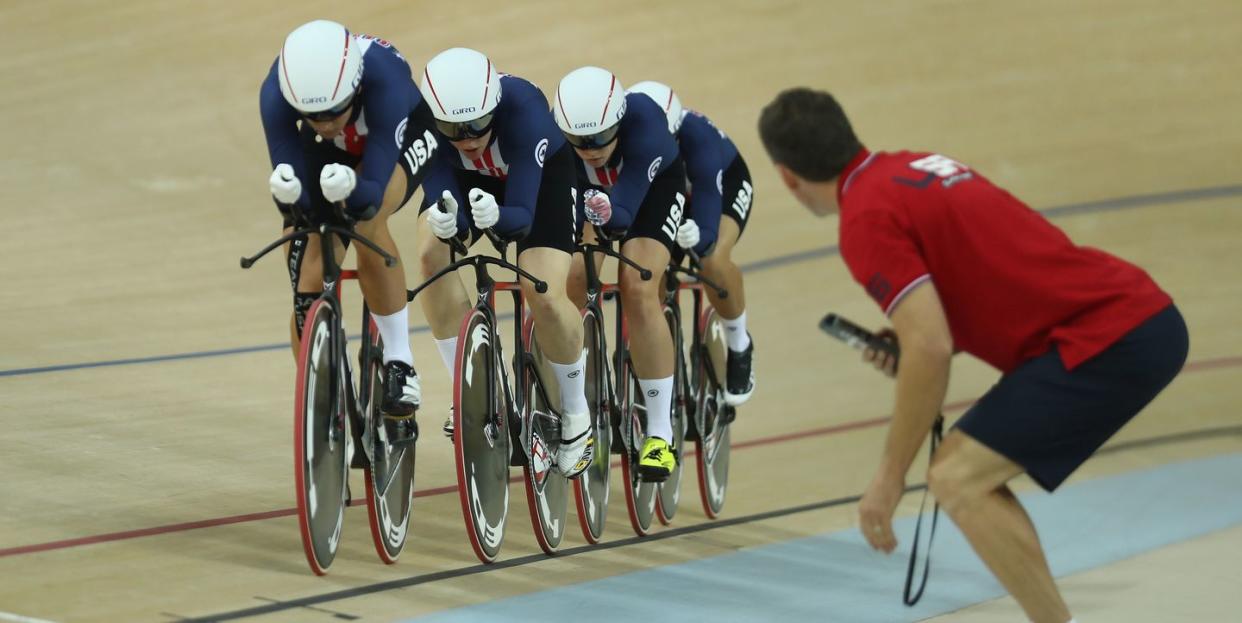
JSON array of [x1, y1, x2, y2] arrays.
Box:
[[903, 413, 944, 606]]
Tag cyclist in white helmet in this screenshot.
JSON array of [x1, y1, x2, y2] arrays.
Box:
[[555, 66, 686, 482], [414, 48, 594, 478], [259, 20, 441, 420], [628, 80, 757, 406]]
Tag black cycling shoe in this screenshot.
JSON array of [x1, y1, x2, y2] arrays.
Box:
[[381, 361, 420, 419], [724, 335, 754, 407]]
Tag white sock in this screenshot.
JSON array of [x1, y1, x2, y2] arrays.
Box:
[[371, 306, 413, 366], [638, 376, 674, 442], [434, 337, 458, 375], [720, 310, 751, 352], [549, 349, 589, 415]]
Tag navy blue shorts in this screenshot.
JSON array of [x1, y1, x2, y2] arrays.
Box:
[[955, 304, 1188, 491]]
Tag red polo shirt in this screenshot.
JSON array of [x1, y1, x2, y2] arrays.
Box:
[[837, 149, 1172, 373]]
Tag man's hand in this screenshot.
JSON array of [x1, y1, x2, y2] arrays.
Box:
[[863, 328, 899, 378], [428, 190, 460, 240], [320, 163, 356, 203], [269, 164, 301, 205], [583, 189, 612, 227], [858, 468, 905, 553], [468, 188, 500, 229]]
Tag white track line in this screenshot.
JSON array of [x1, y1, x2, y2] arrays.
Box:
[[0, 612, 59, 623]]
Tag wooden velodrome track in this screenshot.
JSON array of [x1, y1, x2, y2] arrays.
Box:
[[2, 1, 1241, 621]]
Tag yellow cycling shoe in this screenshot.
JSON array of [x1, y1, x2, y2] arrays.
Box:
[[637, 436, 676, 482]]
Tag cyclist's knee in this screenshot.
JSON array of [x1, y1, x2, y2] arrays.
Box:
[[618, 270, 659, 308], [418, 238, 451, 278]]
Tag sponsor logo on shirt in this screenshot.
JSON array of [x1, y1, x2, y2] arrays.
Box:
[[647, 157, 663, 182], [535, 138, 548, 167], [394, 117, 407, 149], [866, 274, 892, 305]]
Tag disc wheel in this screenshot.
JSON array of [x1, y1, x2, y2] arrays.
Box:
[[293, 299, 348, 575], [453, 309, 512, 563], [656, 304, 686, 526], [694, 307, 732, 518], [362, 316, 416, 564], [617, 339, 658, 536]]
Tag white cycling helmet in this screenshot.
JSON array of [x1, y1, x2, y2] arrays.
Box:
[[554, 66, 627, 149], [420, 47, 502, 140], [628, 81, 684, 134], [278, 20, 363, 119]]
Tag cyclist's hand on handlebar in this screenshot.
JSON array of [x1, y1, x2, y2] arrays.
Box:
[[862, 328, 899, 378], [468, 188, 500, 229], [428, 190, 460, 240], [269, 164, 302, 205], [320, 164, 356, 203], [675, 218, 700, 250], [583, 189, 612, 227]]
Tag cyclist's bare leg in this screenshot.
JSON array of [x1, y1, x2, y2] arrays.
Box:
[[697, 218, 745, 320]]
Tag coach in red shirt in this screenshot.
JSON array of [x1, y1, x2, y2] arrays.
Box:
[[759, 88, 1187, 623]]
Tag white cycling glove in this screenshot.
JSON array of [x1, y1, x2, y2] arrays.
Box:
[[268, 164, 301, 205], [319, 163, 356, 203], [428, 190, 460, 240], [676, 219, 701, 250], [468, 188, 500, 229]]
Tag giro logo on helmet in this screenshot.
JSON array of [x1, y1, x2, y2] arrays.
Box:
[[573, 122, 598, 130], [302, 96, 328, 105], [452, 106, 477, 115]]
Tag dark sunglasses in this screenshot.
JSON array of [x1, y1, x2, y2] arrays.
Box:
[[562, 124, 621, 150], [435, 112, 496, 141], [302, 93, 356, 122]]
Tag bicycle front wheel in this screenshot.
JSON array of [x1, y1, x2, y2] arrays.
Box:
[[657, 303, 686, 526], [573, 307, 611, 544], [520, 317, 570, 555], [293, 298, 349, 575], [453, 308, 512, 563]]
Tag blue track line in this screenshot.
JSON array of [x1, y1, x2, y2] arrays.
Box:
[[2, 184, 1238, 379]]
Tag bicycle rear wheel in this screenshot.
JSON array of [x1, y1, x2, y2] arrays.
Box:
[[362, 315, 417, 565], [656, 304, 686, 526], [573, 308, 611, 544], [293, 299, 349, 575], [453, 308, 512, 563], [520, 318, 570, 555], [694, 306, 732, 519]]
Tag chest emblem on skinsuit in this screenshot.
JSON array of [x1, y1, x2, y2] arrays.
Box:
[[333, 111, 369, 156], [585, 161, 623, 188], [461, 141, 508, 179]]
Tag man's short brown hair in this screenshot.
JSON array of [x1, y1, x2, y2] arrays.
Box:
[[758, 88, 863, 182]]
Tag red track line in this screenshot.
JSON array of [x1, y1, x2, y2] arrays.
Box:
[[1, 354, 1236, 560]]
